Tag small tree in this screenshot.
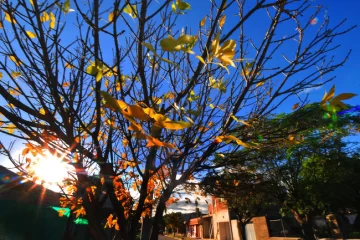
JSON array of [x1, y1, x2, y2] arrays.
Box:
[[0, 0, 355, 239], [163, 212, 185, 236]]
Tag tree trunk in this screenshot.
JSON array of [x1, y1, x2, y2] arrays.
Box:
[[141, 216, 152, 240], [149, 190, 172, 240], [301, 217, 316, 240], [76, 174, 107, 240], [82, 190, 108, 240], [240, 223, 246, 240]]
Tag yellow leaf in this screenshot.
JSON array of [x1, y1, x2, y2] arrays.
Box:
[[108, 9, 120, 22], [39, 108, 45, 115], [9, 55, 22, 66], [65, 62, 73, 68], [0, 21, 3, 28], [218, 15, 226, 29], [11, 71, 21, 79], [171, 2, 177, 13], [200, 16, 206, 27], [29, 0, 34, 6], [292, 102, 300, 110], [40, 12, 50, 22], [212, 38, 236, 67], [6, 123, 16, 134], [153, 97, 162, 105], [142, 42, 179, 67], [255, 81, 265, 88], [8, 88, 20, 96], [5, 12, 17, 24], [26, 31, 36, 39], [160, 37, 181, 52], [86, 65, 98, 76], [158, 120, 193, 130], [101, 91, 127, 112], [196, 55, 205, 64], [332, 93, 357, 101], [96, 70, 102, 82], [123, 4, 137, 18], [108, 12, 114, 22], [0, 72, 2, 79], [50, 12, 56, 29], [215, 135, 250, 148], [7, 103, 15, 109], [288, 135, 295, 141], [321, 85, 335, 104], [234, 179, 239, 187]]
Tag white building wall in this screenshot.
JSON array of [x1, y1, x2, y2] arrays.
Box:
[[231, 220, 241, 240]]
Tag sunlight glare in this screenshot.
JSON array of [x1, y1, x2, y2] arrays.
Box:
[[31, 151, 74, 186]]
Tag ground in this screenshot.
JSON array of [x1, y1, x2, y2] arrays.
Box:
[[158, 235, 176, 240]]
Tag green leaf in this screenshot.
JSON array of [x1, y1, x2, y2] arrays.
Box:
[[74, 218, 88, 225], [176, 0, 190, 10], [160, 37, 181, 51], [64, 0, 70, 12]]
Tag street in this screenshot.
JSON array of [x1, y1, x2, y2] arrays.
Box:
[[158, 235, 179, 240]]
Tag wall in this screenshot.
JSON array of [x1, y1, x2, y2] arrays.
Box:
[[251, 217, 301, 240], [231, 220, 241, 240]]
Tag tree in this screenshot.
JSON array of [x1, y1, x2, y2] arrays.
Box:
[[163, 212, 185, 236], [211, 105, 360, 240], [201, 166, 281, 240], [0, 0, 355, 239]]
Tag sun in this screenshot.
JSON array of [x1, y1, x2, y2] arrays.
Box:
[[28, 150, 74, 187]]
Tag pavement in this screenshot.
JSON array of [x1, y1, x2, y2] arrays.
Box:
[[158, 235, 177, 240]]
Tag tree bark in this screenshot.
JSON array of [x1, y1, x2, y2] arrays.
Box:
[[149, 189, 172, 240], [76, 173, 107, 240], [240, 223, 246, 240], [82, 189, 108, 240], [301, 217, 316, 240]]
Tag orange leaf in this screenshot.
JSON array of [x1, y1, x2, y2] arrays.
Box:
[[292, 102, 300, 110], [146, 136, 175, 149], [218, 15, 226, 29], [125, 105, 148, 120], [22, 148, 30, 156]]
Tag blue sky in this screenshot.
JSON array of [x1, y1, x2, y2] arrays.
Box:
[[0, 0, 359, 215], [0, 0, 359, 177]]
